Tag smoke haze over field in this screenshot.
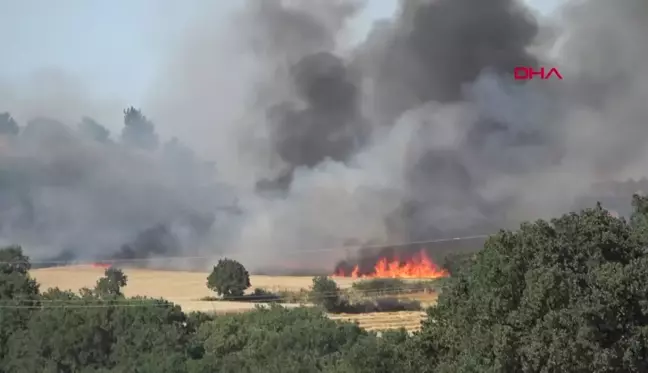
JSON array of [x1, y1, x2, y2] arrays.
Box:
[[2, 0, 648, 272]]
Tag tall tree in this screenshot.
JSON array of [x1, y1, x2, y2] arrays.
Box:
[[121, 107, 158, 150]]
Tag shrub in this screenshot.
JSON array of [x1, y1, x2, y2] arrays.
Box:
[[275, 288, 310, 303], [249, 288, 280, 302], [309, 276, 344, 312], [206, 258, 251, 298]]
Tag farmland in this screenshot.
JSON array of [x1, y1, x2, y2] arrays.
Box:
[[30, 265, 434, 331]]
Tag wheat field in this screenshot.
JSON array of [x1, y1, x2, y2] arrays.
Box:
[[330, 311, 427, 331], [30, 265, 430, 330]]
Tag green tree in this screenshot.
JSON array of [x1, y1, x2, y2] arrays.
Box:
[[94, 267, 128, 297], [0, 112, 19, 135], [309, 276, 343, 312], [206, 258, 251, 298], [415, 202, 648, 373]]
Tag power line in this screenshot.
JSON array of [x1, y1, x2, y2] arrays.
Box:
[[0, 293, 433, 309], [1, 285, 439, 305], [1, 234, 489, 265]]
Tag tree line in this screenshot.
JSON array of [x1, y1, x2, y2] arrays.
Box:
[[3, 196, 648, 372]]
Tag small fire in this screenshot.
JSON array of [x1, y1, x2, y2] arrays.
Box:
[[333, 249, 449, 279], [92, 262, 111, 269]]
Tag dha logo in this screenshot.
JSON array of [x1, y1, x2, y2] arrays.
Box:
[[514, 66, 563, 80]]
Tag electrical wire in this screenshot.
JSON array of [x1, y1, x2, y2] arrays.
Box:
[[2, 285, 436, 303], [0, 285, 440, 308]]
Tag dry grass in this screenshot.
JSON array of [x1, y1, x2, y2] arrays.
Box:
[[30, 265, 357, 312], [329, 311, 426, 332], [30, 266, 434, 330], [394, 291, 439, 307]]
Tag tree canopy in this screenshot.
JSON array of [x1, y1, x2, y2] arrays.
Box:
[[207, 258, 251, 298], [121, 107, 159, 150], [413, 201, 648, 372]]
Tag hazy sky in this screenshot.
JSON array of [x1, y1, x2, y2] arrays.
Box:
[[1, 0, 562, 107]]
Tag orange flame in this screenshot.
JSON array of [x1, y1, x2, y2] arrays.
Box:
[[334, 250, 449, 278], [92, 262, 111, 269]]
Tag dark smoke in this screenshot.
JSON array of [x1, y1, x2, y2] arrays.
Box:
[[113, 225, 180, 261], [4, 0, 648, 274], [367, 0, 543, 242], [372, 0, 538, 110], [258, 51, 368, 192]]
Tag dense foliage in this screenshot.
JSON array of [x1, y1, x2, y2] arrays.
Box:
[[413, 200, 648, 372], [3, 197, 648, 372], [0, 249, 414, 373]]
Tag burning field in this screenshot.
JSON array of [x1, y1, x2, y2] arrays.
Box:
[[332, 248, 450, 279]]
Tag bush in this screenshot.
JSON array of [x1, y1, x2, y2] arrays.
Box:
[[309, 276, 344, 312], [275, 288, 310, 303], [249, 288, 281, 302], [206, 258, 251, 298]]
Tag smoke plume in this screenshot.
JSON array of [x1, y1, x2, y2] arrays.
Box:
[[3, 0, 648, 272]]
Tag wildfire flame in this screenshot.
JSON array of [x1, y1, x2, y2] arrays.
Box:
[[333, 249, 449, 279], [92, 262, 111, 269]]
